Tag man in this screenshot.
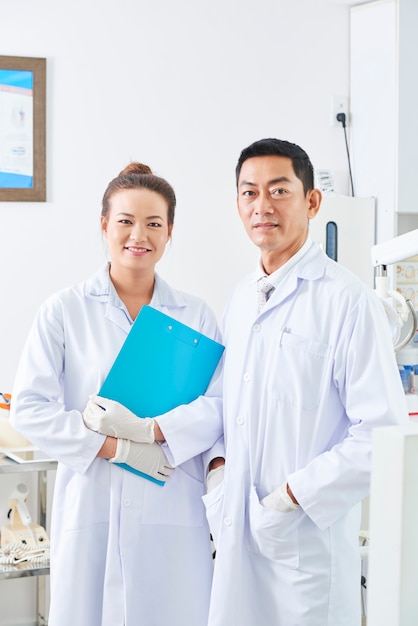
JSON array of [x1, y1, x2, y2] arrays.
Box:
[[204, 138, 408, 625]]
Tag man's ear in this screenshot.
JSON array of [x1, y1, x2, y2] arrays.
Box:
[[307, 189, 322, 221]]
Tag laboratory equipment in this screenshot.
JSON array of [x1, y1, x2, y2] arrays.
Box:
[[0, 482, 49, 551], [371, 229, 418, 352]]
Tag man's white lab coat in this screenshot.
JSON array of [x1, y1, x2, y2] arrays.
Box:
[[204, 242, 407, 626]]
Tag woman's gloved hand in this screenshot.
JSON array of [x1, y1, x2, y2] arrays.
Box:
[[83, 394, 155, 443], [109, 439, 174, 482]]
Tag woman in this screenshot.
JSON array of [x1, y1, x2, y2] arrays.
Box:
[[10, 163, 224, 626]]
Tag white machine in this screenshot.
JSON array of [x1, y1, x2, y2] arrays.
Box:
[[371, 229, 418, 352]]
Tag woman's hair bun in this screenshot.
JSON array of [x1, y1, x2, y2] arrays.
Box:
[[119, 162, 153, 177]]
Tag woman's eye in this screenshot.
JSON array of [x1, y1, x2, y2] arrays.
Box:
[[119, 219, 132, 224], [148, 222, 162, 228]]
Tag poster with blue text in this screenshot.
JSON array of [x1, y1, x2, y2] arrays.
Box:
[[0, 69, 34, 188]]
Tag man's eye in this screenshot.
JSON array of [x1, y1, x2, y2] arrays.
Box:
[[271, 188, 287, 196], [242, 190, 255, 197]]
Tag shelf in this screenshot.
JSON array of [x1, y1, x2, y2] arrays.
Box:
[[0, 454, 57, 474], [0, 561, 50, 580]]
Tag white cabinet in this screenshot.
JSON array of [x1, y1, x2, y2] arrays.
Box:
[[350, 0, 418, 244]]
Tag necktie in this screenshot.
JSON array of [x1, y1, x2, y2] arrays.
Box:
[[257, 276, 275, 311]]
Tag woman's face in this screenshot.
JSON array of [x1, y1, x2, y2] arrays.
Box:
[[101, 187, 172, 275]]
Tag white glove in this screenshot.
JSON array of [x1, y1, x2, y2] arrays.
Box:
[[206, 465, 225, 492], [83, 395, 155, 443], [261, 482, 300, 513], [109, 439, 174, 482]]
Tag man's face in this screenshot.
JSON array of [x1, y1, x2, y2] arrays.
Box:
[[237, 155, 321, 273]]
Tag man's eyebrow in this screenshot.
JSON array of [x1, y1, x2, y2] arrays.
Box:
[[239, 176, 292, 187]]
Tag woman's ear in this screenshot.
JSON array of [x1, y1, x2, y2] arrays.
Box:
[[100, 216, 108, 238]]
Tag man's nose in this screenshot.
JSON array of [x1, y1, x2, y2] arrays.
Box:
[[254, 192, 274, 215]]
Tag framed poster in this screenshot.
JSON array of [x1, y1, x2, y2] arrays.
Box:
[[0, 55, 46, 201]]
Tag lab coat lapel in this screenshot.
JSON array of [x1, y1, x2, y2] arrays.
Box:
[[261, 243, 327, 315], [261, 270, 299, 315], [85, 264, 133, 335], [104, 303, 132, 334]]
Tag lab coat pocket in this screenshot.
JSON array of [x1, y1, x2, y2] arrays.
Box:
[[202, 480, 224, 549], [248, 485, 299, 568], [142, 466, 205, 527], [271, 330, 330, 410]]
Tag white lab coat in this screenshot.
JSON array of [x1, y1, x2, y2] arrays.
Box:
[[10, 265, 223, 626], [204, 242, 408, 626]]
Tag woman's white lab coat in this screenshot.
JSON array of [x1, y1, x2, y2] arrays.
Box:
[[204, 242, 407, 626], [10, 265, 223, 626]]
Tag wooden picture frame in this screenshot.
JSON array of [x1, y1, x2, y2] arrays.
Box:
[[0, 55, 46, 201]]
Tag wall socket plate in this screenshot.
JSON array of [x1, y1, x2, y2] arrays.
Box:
[[331, 95, 349, 127]]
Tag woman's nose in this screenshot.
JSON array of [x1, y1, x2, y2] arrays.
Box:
[[130, 224, 145, 242]]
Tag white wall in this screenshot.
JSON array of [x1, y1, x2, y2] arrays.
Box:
[[0, 0, 353, 390], [0, 0, 354, 623]]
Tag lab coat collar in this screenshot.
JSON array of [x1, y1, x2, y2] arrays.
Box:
[[252, 237, 315, 288], [296, 241, 328, 281], [152, 274, 189, 308], [84, 264, 119, 304], [84, 264, 186, 307], [250, 240, 327, 288], [251, 241, 327, 316], [278, 243, 328, 297]]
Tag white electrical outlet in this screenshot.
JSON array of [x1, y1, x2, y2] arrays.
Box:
[[331, 95, 349, 127]]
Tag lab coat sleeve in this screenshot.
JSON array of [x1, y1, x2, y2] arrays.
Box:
[[10, 299, 106, 474], [287, 292, 409, 531]]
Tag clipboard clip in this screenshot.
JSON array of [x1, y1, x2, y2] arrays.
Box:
[[165, 324, 201, 348]]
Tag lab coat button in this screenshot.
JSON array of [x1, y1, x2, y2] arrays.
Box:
[[123, 499, 131, 507], [253, 323, 261, 332], [224, 516, 232, 526], [236, 416, 244, 425], [243, 372, 251, 382]]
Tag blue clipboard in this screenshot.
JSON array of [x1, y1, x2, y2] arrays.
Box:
[[99, 305, 224, 485]]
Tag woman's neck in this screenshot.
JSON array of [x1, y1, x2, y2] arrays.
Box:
[[109, 265, 155, 320]]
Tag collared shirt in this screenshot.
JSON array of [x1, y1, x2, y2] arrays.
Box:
[[254, 236, 314, 289]]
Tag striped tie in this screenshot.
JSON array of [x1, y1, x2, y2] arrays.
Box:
[[257, 276, 275, 311]]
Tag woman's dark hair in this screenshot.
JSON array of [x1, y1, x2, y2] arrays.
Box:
[[102, 162, 176, 225], [235, 138, 314, 195]]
